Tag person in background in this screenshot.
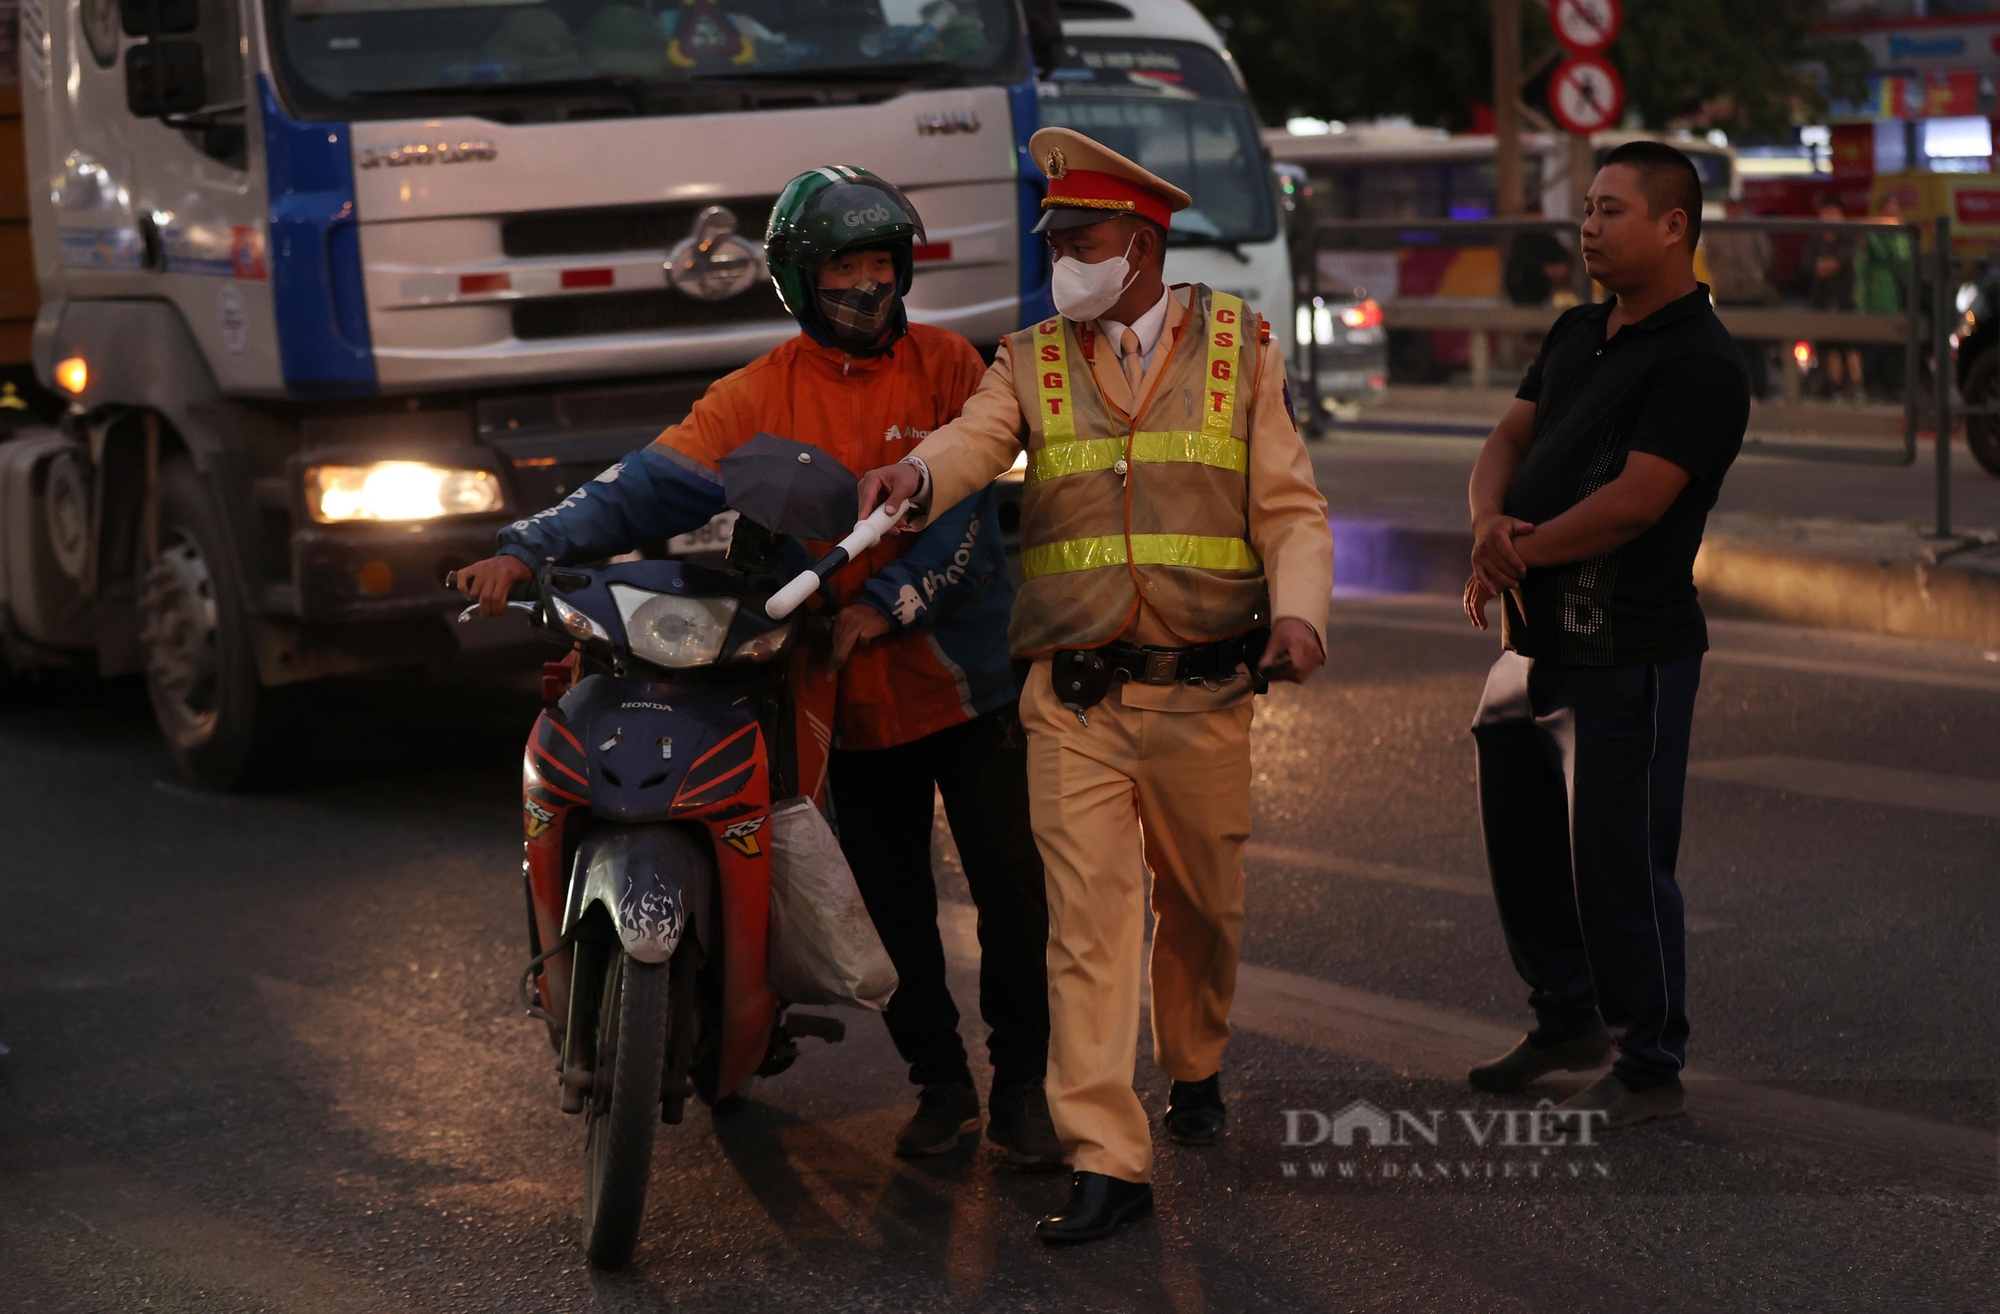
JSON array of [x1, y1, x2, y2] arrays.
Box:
[[1461, 141, 1749, 1130], [1702, 199, 1776, 401], [1855, 194, 1914, 403], [455, 167, 1065, 1170], [1807, 195, 1865, 402]]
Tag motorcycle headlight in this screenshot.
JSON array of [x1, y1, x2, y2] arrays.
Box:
[[305, 461, 503, 523], [610, 585, 739, 668], [551, 594, 610, 644], [729, 621, 795, 663]]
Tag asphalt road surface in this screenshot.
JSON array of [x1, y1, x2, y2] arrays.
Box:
[[3, 595, 1997, 1312]]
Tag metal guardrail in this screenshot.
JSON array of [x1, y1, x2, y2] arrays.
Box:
[[1295, 216, 1966, 537]]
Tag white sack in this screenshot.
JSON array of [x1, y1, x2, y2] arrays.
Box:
[[766, 797, 898, 1012]]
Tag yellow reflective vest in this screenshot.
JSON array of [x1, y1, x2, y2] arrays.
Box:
[[1004, 285, 1271, 656]]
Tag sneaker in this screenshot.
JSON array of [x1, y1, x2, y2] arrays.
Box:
[[894, 1081, 981, 1157], [986, 1082, 1068, 1169]]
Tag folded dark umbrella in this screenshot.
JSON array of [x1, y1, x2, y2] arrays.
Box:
[[717, 432, 861, 543]]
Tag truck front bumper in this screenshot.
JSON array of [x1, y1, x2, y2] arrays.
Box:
[[291, 517, 510, 625]]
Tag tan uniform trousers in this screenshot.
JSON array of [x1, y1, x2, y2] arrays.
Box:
[[1018, 659, 1254, 1184]]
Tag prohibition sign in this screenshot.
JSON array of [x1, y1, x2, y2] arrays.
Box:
[[1551, 0, 1621, 55], [1549, 55, 1625, 136]]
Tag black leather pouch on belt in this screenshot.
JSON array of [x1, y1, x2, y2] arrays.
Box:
[[1050, 647, 1114, 715]]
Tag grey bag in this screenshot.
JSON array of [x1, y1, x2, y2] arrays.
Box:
[[766, 798, 898, 1011]]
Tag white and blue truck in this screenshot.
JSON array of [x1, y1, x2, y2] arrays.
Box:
[[0, 0, 1285, 788]]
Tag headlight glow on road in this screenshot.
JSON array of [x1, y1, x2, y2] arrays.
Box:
[[306, 461, 503, 523]]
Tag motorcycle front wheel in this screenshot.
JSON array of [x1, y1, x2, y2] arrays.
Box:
[[581, 946, 671, 1268]]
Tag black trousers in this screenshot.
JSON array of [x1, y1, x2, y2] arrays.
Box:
[[1470, 652, 1701, 1086], [829, 706, 1049, 1092]]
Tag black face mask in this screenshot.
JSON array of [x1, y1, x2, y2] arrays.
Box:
[[815, 278, 897, 348]]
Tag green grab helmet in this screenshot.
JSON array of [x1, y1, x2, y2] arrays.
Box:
[[765, 166, 926, 353]]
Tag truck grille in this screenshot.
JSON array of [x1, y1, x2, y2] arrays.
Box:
[[502, 197, 778, 258], [511, 284, 790, 341]]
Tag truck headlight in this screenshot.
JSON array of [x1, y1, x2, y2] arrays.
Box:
[[305, 461, 503, 523], [610, 585, 738, 668]]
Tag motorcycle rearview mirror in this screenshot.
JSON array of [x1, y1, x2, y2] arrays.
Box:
[[725, 515, 787, 578]]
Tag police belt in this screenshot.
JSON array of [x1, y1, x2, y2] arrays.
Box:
[[1050, 628, 1270, 714]]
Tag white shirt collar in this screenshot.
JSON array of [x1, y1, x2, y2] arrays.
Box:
[[1099, 288, 1173, 369]]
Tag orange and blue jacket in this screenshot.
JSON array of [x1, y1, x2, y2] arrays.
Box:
[[496, 323, 1015, 753]]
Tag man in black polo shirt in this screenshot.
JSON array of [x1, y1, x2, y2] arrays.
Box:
[[1460, 141, 1749, 1127]]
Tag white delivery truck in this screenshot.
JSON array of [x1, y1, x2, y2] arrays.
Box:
[[1042, 0, 1291, 354], [0, 0, 1066, 786]]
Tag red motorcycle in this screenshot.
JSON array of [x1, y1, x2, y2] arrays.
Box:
[[455, 435, 908, 1266], [458, 525, 855, 1267]]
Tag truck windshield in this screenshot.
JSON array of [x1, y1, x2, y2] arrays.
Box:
[[1037, 37, 1276, 246], [268, 0, 1023, 116]]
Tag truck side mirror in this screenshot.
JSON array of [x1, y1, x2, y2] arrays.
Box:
[[119, 0, 200, 36], [126, 41, 207, 118]]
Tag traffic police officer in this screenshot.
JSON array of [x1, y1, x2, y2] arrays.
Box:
[[859, 127, 1333, 1243]]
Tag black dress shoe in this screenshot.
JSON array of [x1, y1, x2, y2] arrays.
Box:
[[1164, 1072, 1226, 1145], [1467, 1029, 1613, 1093], [1035, 1171, 1153, 1245]]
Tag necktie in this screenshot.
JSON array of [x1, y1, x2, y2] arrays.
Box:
[[1120, 328, 1145, 395]]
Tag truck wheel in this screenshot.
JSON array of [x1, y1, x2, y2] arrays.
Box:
[[1961, 349, 2000, 477], [139, 458, 293, 789]]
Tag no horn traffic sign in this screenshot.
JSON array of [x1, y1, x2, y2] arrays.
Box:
[[1549, 55, 1625, 136], [1552, 0, 1621, 55]]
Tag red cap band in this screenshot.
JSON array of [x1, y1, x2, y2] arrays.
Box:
[[1043, 169, 1175, 229]]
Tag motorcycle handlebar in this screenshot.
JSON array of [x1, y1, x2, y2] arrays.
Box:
[[444, 569, 537, 602]]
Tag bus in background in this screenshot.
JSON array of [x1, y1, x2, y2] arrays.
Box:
[[1040, 0, 1291, 354], [1266, 124, 1738, 383]]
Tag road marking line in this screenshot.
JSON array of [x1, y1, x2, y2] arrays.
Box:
[[1330, 605, 2000, 694], [1689, 755, 2000, 820], [1244, 843, 1488, 897], [1241, 845, 1730, 931], [937, 905, 1992, 1192]]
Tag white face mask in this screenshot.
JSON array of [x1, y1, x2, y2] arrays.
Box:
[[1050, 236, 1138, 322]]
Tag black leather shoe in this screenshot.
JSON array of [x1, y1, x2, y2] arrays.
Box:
[[1164, 1073, 1226, 1145], [1467, 1030, 1613, 1093], [1034, 1171, 1153, 1245]]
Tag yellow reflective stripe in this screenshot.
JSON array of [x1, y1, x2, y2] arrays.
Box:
[[1032, 318, 1077, 444], [1027, 437, 1125, 484], [1021, 534, 1261, 579], [1200, 291, 1247, 440], [1025, 430, 1250, 484], [1135, 428, 1249, 473]]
